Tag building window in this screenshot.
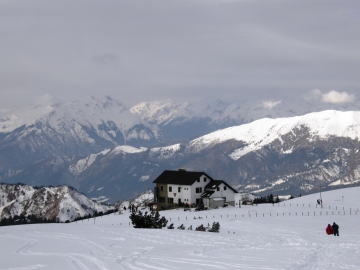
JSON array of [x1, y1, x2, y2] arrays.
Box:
[[169, 186, 172, 192], [197, 178, 200, 182], [204, 177, 207, 182], [217, 187, 220, 191], [196, 187, 202, 193], [168, 197, 174, 203], [159, 197, 165, 203], [224, 186, 227, 191], [160, 186, 163, 192], [178, 187, 181, 192]]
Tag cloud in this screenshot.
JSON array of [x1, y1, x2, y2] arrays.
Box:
[[304, 89, 356, 104], [304, 89, 322, 101], [1, 1, 360, 109], [321, 90, 356, 103], [262, 100, 281, 109]]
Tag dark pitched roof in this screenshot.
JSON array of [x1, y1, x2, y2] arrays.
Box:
[[205, 180, 223, 189], [205, 180, 238, 193], [201, 190, 215, 198], [153, 170, 214, 185]]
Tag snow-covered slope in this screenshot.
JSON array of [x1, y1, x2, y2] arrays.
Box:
[[130, 100, 190, 125], [1, 95, 134, 134], [116, 189, 154, 210], [1, 186, 360, 269], [0, 95, 160, 172], [0, 94, 63, 133], [130, 96, 360, 128], [0, 184, 112, 222], [45, 96, 157, 143], [69, 149, 111, 176], [189, 110, 360, 159]]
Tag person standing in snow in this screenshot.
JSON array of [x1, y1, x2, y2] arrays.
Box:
[[332, 222, 339, 236], [326, 224, 334, 235]]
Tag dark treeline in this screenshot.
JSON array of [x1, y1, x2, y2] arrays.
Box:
[[0, 214, 55, 226], [0, 209, 117, 226], [252, 194, 280, 204]]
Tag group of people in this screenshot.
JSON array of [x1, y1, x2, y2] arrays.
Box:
[[179, 201, 195, 208], [123, 204, 139, 212], [326, 222, 340, 236]]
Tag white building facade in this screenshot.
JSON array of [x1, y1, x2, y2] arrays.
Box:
[[153, 170, 237, 210]]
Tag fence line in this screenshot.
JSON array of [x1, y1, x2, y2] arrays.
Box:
[[280, 203, 358, 213], [117, 210, 359, 226]]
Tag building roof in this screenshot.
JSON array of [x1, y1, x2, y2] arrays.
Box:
[[152, 170, 214, 185], [201, 190, 215, 198], [205, 180, 238, 193]]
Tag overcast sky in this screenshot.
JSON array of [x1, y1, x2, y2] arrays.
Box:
[[1, 0, 359, 110]]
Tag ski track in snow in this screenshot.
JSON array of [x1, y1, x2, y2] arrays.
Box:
[[1, 187, 360, 269], [1, 215, 359, 270]]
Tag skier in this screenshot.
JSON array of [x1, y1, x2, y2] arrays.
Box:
[[326, 224, 334, 235], [332, 222, 339, 236]]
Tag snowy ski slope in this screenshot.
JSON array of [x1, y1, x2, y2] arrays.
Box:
[[1, 187, 359, 269]]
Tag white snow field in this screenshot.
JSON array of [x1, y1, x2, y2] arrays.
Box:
[[1, 187, 360, 270]]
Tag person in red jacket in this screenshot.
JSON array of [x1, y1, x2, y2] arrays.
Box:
[[326, 224, 334, 235]]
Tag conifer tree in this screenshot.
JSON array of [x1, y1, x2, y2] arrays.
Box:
[[129, 211, 168, 229]]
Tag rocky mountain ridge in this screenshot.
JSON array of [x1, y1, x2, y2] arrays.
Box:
[[2, 94, 360, 174], [2, 109, 360, 202], [0, 183, 113, 223], [0, 95, 160, 173]]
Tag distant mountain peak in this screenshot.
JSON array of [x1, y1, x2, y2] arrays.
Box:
[[0, 94, 64, 133], [34, 94, 63, 107]]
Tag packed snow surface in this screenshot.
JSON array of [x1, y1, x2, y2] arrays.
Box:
[[1, 187, 360, 269]]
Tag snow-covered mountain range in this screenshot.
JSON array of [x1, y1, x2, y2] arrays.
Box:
[[1, 94, 360, 202], [0, 95, 160, 172], [130, 96, 360, 137], [188, 110, 360, 158], [0, 183, 113, 223]]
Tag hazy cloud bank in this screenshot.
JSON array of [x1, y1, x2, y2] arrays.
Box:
[[0, 1, 359, 109], [262, 100, 282, 109], [305, 89, 356, 104]]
